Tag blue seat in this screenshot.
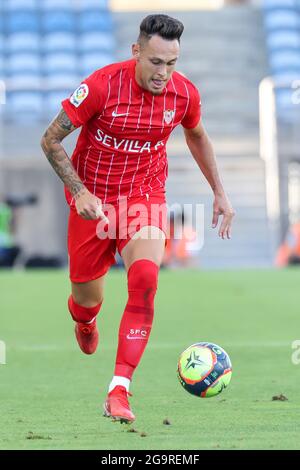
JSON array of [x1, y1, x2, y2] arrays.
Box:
[[273, 70, 300, 84], [79, 11, 113, 32], [45, 90, 73, 115], [77, 0, 109, 9], [7, 75, 42, 119], [263, 0, 298, 9], [80, 52, 114, 76], [276, 88, 296, 109], [6, 33, 40, 53], [6, 12, 39, 33], [8, 73, 41, 90], [270, 50, 300, 69], [79, 32, 115, 53], [41, 0, 74, 10], [270, 49, 300, 70], [267, 30, 300, 49], [265, 10, 300, 29], [43, 53, 77, 75], [7, 53, 41, 75], [6, 91, 43, 121], [42, 12, 75, 33], [43, 32, 76, 53], [3, 0, 37, 10], [45, 73, 80, 91]]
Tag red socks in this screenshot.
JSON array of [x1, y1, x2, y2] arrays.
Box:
[[68, 259, 159, 381], [114, 259, 159, 380], [68, 295, 102, 323]]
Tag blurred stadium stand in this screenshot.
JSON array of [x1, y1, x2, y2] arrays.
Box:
[[263, 0, 300, 113], [260, 0, 300, 256], [0, 0, 114, 264], [0, 0, 114, 122]]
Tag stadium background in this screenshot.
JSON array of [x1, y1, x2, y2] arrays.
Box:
[[0, 0, 300, 450]]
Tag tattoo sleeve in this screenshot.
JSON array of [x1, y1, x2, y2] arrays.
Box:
[[41, 109, 86, 197]]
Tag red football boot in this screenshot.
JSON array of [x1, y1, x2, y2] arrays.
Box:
[[103, 386, 136, 423], [75, 319, 99, 355]]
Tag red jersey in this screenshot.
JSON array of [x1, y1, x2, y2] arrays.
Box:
[[62, 59, 201, 206]]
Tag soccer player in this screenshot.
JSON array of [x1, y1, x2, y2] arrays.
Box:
[[41, 14, 234, 423]]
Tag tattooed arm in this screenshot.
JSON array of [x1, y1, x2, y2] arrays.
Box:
[[41, 109, 82, 195], [41, 109, 107, 221]]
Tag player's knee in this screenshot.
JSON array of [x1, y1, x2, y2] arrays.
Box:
[[127, 259, 159, 296], [71, 282, 104, 308], [72, 295, 104, 308]]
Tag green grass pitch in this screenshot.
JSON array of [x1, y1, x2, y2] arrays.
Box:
[[0, 268, 300, 450]]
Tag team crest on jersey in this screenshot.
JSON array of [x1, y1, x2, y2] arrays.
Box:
[[164, 109, 175, 124], [70, 84, 89, 108]]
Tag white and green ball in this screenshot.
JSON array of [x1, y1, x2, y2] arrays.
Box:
[[177, 342, 232, 397]]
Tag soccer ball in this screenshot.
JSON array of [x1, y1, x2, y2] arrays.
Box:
[[177, 342, 232, 398]]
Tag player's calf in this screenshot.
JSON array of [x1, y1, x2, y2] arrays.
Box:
[[114, 259, 159, 379]]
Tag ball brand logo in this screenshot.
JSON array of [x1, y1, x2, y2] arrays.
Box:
[[70, 83, 89, 108], [126, 329, 148, 340], [212, 346, 222, 355], [163, 109, 175, 124]]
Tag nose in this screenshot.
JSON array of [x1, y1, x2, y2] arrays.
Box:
[[157, 64, 167, 78]]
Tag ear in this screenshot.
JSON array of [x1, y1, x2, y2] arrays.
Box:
[[132, 43, 140, 60]]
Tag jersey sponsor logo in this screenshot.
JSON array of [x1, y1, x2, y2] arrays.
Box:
[[70, 83, 89, 108], [95, 127, 165, 153], [164, 109, 175, 124], [112, 110, 130, 118]]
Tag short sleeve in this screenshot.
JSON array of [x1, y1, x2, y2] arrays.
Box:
[[61, 71, 106, 127], [181, 83, 201, 129]]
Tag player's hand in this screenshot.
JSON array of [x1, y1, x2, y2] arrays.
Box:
[[74, 188, 108, 222], [212, 192, 235, 239]]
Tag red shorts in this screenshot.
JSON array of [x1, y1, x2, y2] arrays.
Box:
[[68, 193, 167, 283]]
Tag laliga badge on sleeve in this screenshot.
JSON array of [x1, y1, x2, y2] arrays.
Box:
[[70, 83, 89, 108]]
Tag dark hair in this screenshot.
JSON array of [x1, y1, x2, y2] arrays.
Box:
[[138, 14, 184, 44]]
